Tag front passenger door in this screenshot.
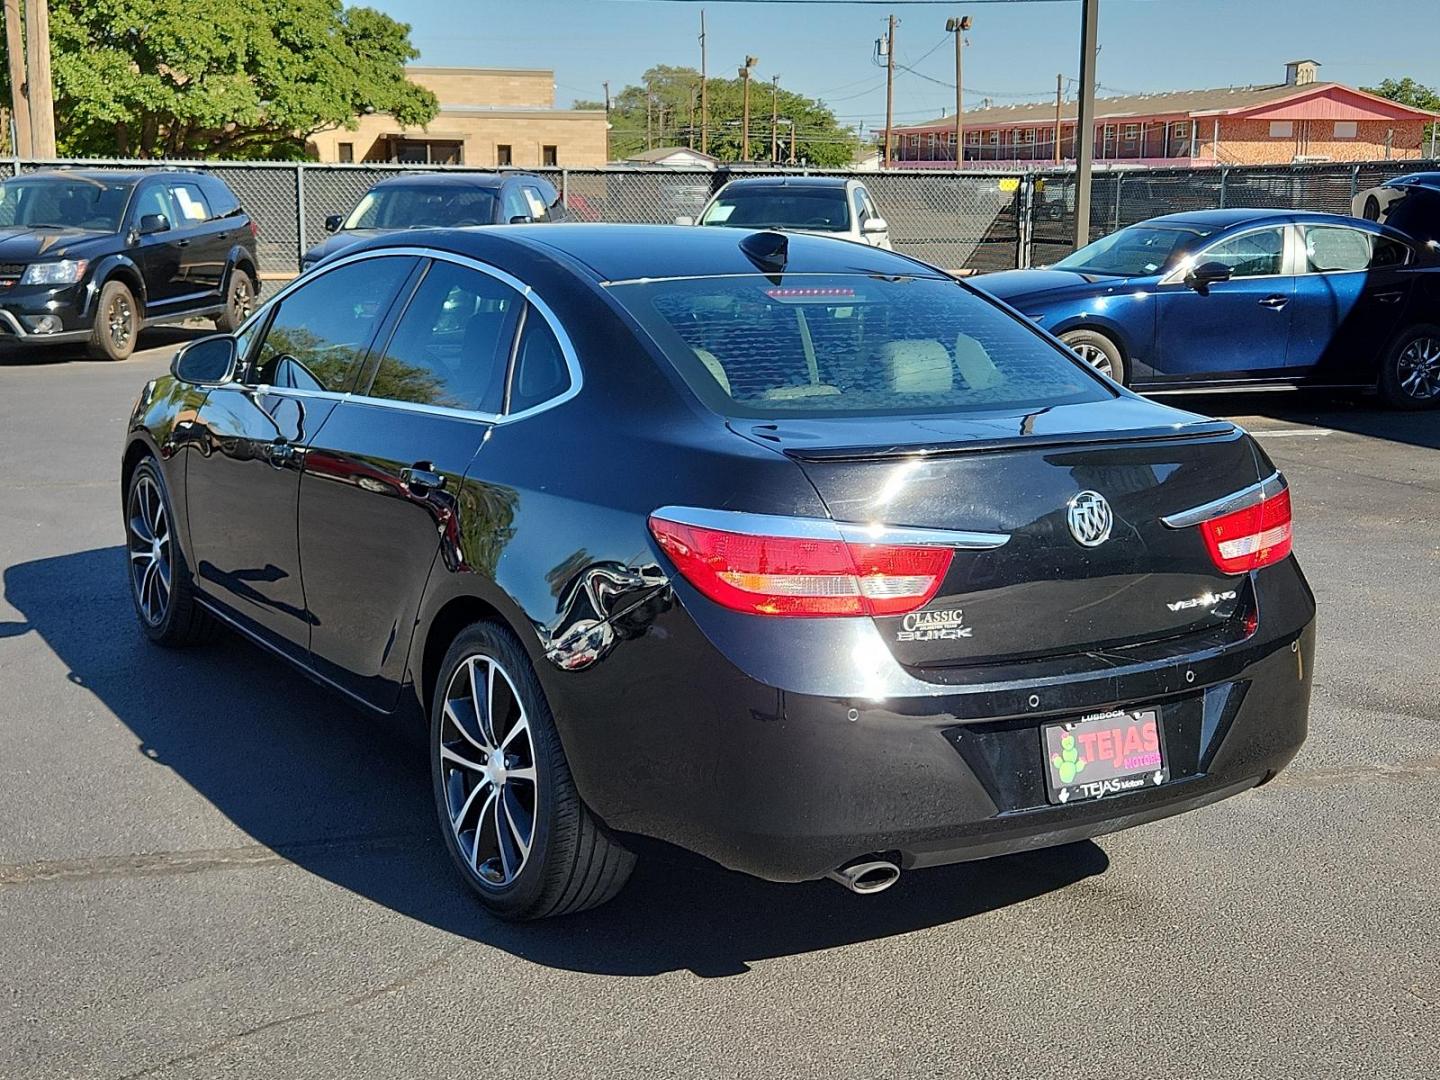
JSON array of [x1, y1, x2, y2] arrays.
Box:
[[185, 255, 418, 652], [130, 182, 185, 310], [1153, 226, 1294, 381]]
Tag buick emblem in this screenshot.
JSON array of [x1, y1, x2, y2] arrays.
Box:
[[1067, 490, 1113, 547]]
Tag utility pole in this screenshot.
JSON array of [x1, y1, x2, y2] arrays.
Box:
[[601, 81, 611, 160], [3, 0, 30, 157], [739, 55, 757, 162], [1073, 0, 1099, 250], [882, 15, 896, 168], [699, 9, 708, 155], [22, 0, 52, 158], [945, 16, 970, 167], [1054, 73, 1063, 163], [770, 74, 780, 163], [645, 76, 654, 151]]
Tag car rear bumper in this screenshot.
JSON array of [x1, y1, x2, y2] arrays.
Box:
[[547, 560, 1315, 883]]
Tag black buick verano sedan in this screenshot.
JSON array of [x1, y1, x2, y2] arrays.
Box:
[[122, 224, 1315, 918]]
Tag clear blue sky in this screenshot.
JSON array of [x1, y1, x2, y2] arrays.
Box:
[[379, 0, 1440, 132]]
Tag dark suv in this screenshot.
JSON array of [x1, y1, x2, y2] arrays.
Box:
[[0, 170, 260, 360], [301, 171, 564, 273]]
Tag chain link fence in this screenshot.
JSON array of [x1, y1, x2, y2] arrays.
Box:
[[8, 157, 1434, 278]]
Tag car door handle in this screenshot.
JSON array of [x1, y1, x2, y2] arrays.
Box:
[[401, 464, 446, 493], [177, 238, 191, 248], [1375, 291, 1404, 304], [1258, 294, 1289, 309], [266, 440, 295, 467]]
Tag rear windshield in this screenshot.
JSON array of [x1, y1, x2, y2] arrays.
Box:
[[608, 273, 1112, 417], [345, 186, 497, 230], [1053, 223, 1215, 276], [700, 187, 850, 232]]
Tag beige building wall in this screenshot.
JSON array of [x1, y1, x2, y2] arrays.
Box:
[[1213, 118, 1425, 164], [308, 67, 609, 167]]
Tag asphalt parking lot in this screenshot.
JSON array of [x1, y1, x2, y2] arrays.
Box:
[[1, 337, 1436, 1079]]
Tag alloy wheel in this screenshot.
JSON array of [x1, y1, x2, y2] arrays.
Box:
[[230, 277, 254, 323], [439, 654, 538, 888], [1070, 341, 1114, 377], [108, 294, 134, 351], [127, 474, 171, 626], [1397, 335, 1440, 401]]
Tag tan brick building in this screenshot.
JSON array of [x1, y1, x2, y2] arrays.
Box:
[[892, 61, 1439, 168], [308, 67, 608, 167]]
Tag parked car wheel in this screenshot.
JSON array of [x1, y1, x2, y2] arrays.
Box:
[[430, 622, 635, 920], [1380, 323, 1440, 409], [215, 269, 257, 334], [125, 458, 220, 646], [87, 279, 137, 361], [1059, 329, 1126, 384]]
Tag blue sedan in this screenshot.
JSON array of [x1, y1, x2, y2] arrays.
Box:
[[976, 210, 1440, 407]]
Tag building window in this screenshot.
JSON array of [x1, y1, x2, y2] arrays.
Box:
[[542, 144, 558, 167], [497, 144, 513, 166], [1334, 121, 1357, 139], [966, 130, 981, 145], [337, 142, 354, 163], [1269, 121, 1294, 138], [988, 130, 999, 144], [1123, 123, 1139, 142], [1017, 128, 1034, 144]]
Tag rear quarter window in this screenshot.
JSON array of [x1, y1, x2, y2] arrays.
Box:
[[608, 273, 1112, 418], [199, 176, 242, 219]]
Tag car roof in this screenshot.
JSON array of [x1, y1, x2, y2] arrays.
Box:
[[1141, 208, 1365, 229], [1385, 171, 1440, 188], [369, 171, 533, 190], [362, 222, 942, 284], [16, 169, 155, 186], [718, 176, 852, 191]]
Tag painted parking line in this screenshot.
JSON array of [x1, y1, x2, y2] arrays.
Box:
[[1250, 427, 1335, 438]]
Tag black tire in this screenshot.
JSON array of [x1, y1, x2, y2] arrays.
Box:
[[86, 279, 137, 361], [430, 621, 635, 920], [214, 268, 257, 334], [124, 457, 220, 646], [1379, 322, 1440, 409], [1060, 329, 1127, 385]]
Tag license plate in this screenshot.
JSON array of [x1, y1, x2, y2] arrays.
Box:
[[1042, 708, 1167, 805]]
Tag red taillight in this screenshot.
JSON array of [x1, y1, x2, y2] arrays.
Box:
[[1200, 488, 1293, 574], [248, 220, 259, 238], [648, 516, 953, 618]]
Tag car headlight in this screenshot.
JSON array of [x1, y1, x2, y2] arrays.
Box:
[[21, 259, 88, 285]]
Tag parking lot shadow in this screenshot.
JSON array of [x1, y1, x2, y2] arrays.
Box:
[[3, 545, 1109, 978], [0, 324, 214, 366], [1175, 389, 1440, 451]]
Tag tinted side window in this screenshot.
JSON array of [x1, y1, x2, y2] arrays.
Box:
[[251, 256, 415, 392], [1199, 228, 1285, 278], [199, 176, 241, 219], [366, 260, 522, 411], [522, 186, 551, 222], [501, 186, 531, 223], [1304, 225, 1408, 272], [167, 182, 211, 226], [851, 188, 868, 225], [508, 307, 572, 413], [132, 184, 177, 227]]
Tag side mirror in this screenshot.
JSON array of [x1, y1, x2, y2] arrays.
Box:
[[1185, 260, 1233, 292], [861, 216, 889, 234], [138, 213, 170, 236], [171, 334, 237, 386], [323, 213, 344, 233], [674, 215, 695, 226], [508, 215, 532, 225]]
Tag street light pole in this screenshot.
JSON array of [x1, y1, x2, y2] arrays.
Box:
[[945, 16, 971, 167], [1073, 0, 1100, 250], [740, 55, 757, 162]]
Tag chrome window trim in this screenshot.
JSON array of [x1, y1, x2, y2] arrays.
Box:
[[1161, 471, 1286, 529], [651, 505, 1011, 550], [601, 269, 950, 288], [1159, 224, 1297, 286], [229, 245, 583, 424]]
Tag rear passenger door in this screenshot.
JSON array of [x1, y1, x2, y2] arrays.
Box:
[[1286, 223, 1414, 381], [165, 179, 230, 299], [298, 255, 524, 708]]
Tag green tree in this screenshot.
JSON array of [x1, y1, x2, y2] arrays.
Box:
[[589, 65, 860, 167], [48, 0, 438, 160], [1362, 76, 1440, 149]]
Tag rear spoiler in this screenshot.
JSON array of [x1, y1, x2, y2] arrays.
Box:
[[779, 420, 1239, 463]]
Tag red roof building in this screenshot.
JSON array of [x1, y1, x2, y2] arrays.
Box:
[[890, 61, 1439, 168]]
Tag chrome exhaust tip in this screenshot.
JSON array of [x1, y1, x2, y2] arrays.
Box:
[[825, 859, 901, 895]]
